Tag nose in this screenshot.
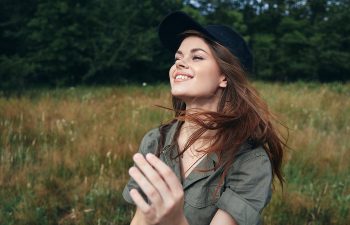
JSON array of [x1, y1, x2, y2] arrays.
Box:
[[175, 58, 189, 69]]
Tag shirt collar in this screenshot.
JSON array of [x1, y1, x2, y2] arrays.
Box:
[[164, 120, 180, 147], [161, 120, 221, 187]]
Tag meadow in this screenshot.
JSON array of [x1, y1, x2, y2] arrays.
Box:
[[0, 82, 349, 225]]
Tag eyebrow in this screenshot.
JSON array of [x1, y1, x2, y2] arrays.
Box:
[[176, 48, 208, 55]]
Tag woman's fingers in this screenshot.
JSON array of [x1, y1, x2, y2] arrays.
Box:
[[145, 153, 183, 195], [129, 153, 186, 225], [129, 188, 152, 214], [129, 166, 162, 205], [133, 153, 172, 201]]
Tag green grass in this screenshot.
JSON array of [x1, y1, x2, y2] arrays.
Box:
[[0, 82, 349, 224]]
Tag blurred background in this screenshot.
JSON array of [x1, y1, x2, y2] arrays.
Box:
[[1, 0, 349, 90], [0, 1, 349, 225]]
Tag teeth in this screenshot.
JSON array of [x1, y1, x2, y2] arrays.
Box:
[[175, 75, 192, 80]]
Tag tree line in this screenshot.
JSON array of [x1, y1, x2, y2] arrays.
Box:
[[0, 0, 349, 89]]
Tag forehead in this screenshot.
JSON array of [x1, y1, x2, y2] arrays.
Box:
[[177, 36, 211, 52]]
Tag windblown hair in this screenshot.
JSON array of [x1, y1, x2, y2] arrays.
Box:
[[157, 30, 286, 187]]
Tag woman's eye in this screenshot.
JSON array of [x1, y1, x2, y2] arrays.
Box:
[[193, 56, 203, 60]]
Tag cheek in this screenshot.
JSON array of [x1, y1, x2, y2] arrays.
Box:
[[169, 65, 176, 78], [207, 63, 222, 82]]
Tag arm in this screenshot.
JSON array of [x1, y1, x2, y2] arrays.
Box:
[[210, 209, 238, 225], [213, 147, 273, 225], [131, 208, 188, 225]]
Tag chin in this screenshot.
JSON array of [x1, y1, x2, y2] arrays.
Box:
[[171, 92, 185, 99], [172, 94, 197, 105], [171, 91, 187, 98]]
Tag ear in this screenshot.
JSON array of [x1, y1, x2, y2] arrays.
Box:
[[219, 74, 227, 88]]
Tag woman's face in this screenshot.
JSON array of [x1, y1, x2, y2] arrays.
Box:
[[169, 36, 227, 109]]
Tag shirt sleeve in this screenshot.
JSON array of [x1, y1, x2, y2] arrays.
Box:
[[216, 147, 273, 225], [122, 128, 160, 204]]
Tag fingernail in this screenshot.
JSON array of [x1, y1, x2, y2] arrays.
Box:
[[128, 166, 136, 174], [146, 153, 155, 159], [129, 188, 138, 196], [133, 153, 142, 161]]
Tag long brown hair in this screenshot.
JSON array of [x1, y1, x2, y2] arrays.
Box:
[[157, 30, 286, 187]]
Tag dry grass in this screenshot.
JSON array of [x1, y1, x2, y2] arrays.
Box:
[[0, 82, 349, 224]]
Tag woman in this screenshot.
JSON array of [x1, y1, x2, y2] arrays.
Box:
[[122, 11, 285, 225]]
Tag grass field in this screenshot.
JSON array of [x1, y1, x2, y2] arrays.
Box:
[[0, 82, 349, 225]]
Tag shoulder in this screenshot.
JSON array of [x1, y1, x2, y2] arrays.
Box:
[[229, 145, 272, 186], [234, 144, 270, 166], [138, 120, 178, 154], [225, 144, 272, 208], [142, 127, 161, 141], [138, 127, 161, 154], [141, 120, 178, 141]]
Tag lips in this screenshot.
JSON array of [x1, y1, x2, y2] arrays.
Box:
[[174, 72, 193, 81]]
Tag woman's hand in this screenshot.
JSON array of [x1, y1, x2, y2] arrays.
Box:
[[129, 153, 188, 225]]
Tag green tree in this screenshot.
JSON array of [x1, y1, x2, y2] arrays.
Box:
[[0, 0, 37, 90], [252, 34, 276, 80], [1, 0, 349, 88], [315, 2, 350, 81]]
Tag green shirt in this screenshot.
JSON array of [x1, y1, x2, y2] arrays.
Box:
[[122, 120, 272, 225]]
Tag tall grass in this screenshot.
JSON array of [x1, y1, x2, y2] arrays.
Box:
[[0, 82, 349, 224]]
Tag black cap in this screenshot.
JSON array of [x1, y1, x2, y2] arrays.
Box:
[[158, 11, 253, 72]]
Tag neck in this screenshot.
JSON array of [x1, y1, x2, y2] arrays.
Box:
[[180, 120, 217, 144], [180, 121, 198, 138], [182, 89, 222, 112], [177, 93, 222, 153], [184, 97, 220, 112]]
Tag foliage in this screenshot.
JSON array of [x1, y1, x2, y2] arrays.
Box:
[[0, 0, 350, 88]]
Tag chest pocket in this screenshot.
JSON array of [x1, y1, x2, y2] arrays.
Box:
[[184, 181, 221, 208]]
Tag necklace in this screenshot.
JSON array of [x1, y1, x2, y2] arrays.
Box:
[[183, 152, 207, 178], [181, 147, 200, 158]]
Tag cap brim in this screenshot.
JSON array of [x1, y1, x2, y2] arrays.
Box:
[[158, 11, 215, 53]]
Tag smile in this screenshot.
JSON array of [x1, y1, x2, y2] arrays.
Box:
[[174, 73, 193, 81]]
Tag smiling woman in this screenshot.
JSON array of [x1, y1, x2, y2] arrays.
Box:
[[122, 11, 286, 225], [170, 36, 226, 112]]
